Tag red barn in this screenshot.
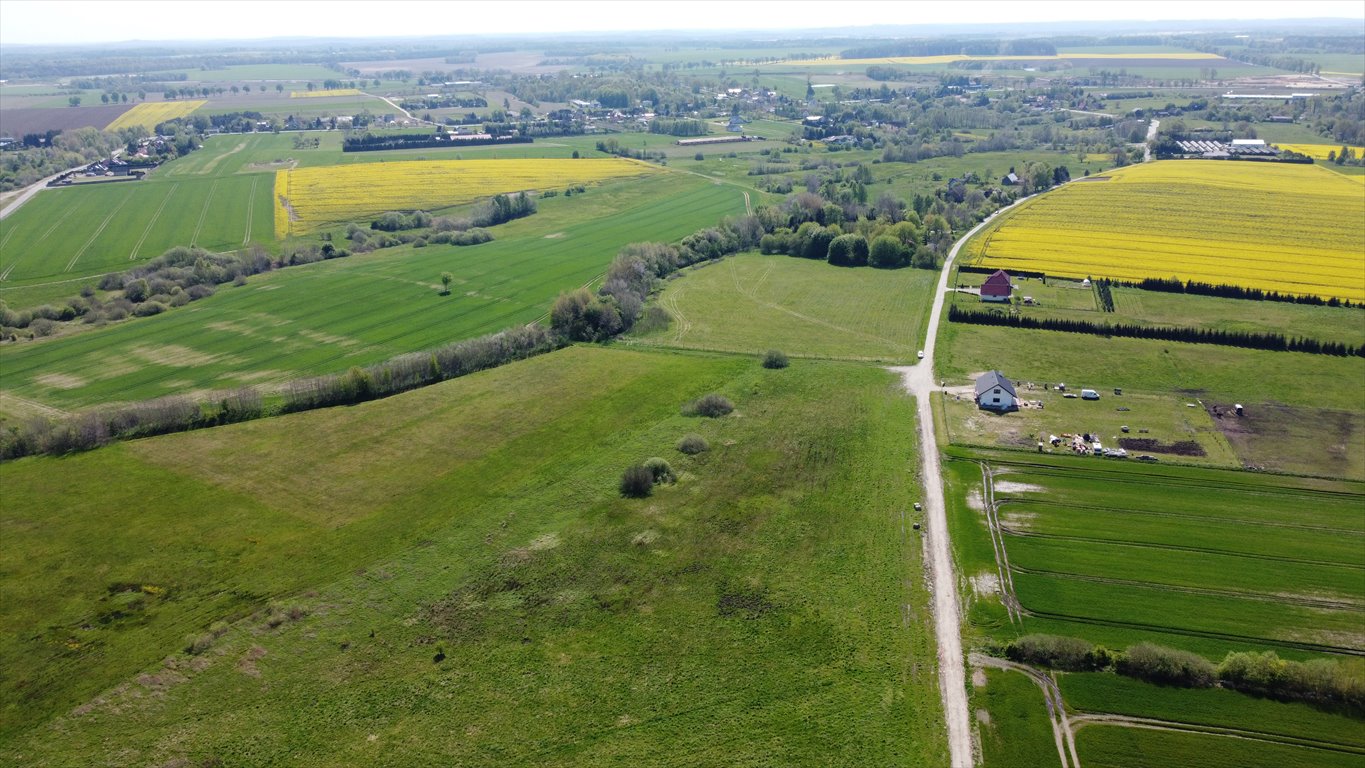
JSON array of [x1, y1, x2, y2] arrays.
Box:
[[980, 270, 1013, 303]]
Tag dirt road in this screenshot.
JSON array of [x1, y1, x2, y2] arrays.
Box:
[[1144, 119, 1160, 162], [892, 194, 1040, 767]]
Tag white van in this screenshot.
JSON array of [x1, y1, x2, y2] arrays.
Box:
[[1081, 389, 1100, 400]]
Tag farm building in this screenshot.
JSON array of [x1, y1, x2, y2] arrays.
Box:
[[975, 371, 1018, 412], [980, 269, 1013, 302], [1001, 172, 1019, 185]]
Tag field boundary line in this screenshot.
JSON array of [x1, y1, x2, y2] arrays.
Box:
[[65, 194, 132, 273], [996, 498, 1365, 537], [998, 525, 1365, 571], [129, 182, 180, 260], [243, 176, 259, 245], [1011, 564, 1365, 611], [191, 179, 220, 246], [1069, 712, 1365, 755], [1019, 607, 1365, 657]]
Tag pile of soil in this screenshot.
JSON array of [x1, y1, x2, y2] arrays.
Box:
[[1118, 437, 1206, 456]]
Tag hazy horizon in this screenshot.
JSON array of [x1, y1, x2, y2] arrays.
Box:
[[1, 0, 1363, 47]]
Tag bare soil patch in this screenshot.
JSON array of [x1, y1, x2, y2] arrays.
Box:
[[1206, 401, 1364, 479], [0, 105, 132, 136], [1117, 437, 1206, 456], [34, 372, 87, 390]]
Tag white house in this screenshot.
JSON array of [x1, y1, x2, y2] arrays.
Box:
[[974, 370, 1018, 412]]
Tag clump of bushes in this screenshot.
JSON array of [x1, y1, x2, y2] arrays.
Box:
[[682, 394, 733, 418], [1118, 642, 1217, 688], [1006, 634, 1113, 671], [643, 457, 676, 484], [620, 464, 655, 498], [762, 349, 789, 369], [676, 434, 709, 455]]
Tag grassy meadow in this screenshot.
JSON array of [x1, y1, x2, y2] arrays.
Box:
[[628, 252, 938, 362], [0, 345, 944, 765], [963, 161, 1365, 301], [0, 173, 745, 413]]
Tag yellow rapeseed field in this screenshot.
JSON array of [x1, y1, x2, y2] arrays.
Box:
[[105, 100, 207, 131], [965, 161, 1365, 301], [290, 88, 362, 98], [1274, 143, 1365, 160], [273, 158, 657, 237]]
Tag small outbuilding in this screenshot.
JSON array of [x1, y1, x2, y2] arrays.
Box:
[[980, 269, 1013, 303], [975, 370, 1019, 412]]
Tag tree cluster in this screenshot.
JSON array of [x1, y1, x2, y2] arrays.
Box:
[[1130, 277, 1358, 309], [1004, 634, 1364, 714]]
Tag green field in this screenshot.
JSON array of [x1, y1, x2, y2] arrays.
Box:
[[1074, 725, 1363, 768], [973, 668, 1060, 768], [0, 172, 745, 413], [629, 252, 938, 362], [949, 450, 1365, 660], [0, 345, 944, 765], [1062, 673, 1365, 752]]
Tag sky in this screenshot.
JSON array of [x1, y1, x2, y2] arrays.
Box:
[[1, 0, 1362, 46]]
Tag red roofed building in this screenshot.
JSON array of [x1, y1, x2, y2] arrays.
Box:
[[980, 269, 1013, 303]]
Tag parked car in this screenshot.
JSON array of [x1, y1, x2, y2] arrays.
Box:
[[917, 350, 925, 359]]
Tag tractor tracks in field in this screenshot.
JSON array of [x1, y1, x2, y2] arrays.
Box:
[[190, 179, 220, 247], [1068, 712, 1365, 757], [65, 194, 132, 273], [972, 653, 1365, 767], [243, 176, 259, 245], [129, 182, 179, 260], [973, 654, 1079, 768], [979, 463, 1024, 625]]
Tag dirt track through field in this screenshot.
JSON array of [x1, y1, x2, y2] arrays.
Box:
[[892, 193, 1040, 767]]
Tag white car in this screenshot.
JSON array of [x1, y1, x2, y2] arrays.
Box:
[[917, 350, 925, 359]]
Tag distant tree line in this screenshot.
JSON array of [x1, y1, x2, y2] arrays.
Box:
[[342, 133, 532, 152], [948, 304, 1364, 356], [1004, 634, 1364, 715], [594, 138, 666, 162], [647, 118, 709, 137], [841, 38, 1057, 59]]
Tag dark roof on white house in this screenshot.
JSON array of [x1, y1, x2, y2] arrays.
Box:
[[975, 370, 1016, 398]]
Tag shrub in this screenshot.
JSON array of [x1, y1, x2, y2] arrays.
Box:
[[1006, 634, 1106, 671], [869, 234, 910, 268], [677, 434, 709, 454], [133, 301, 167, 317], [29, 318, 56, 337], [1117, 642, 1216, 687], [643, 457, 676, 484], [683, 393, 733, 418], [620, 464, 654, 498], [762, 349, 789, 369], [826, 233, 869, 266]]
